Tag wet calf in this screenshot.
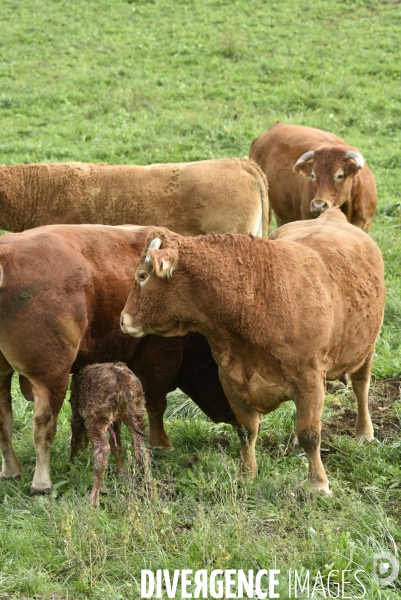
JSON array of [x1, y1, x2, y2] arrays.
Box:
[[69, 362, 151, 506]]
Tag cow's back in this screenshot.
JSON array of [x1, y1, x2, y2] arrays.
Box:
[[0, 159, 268, 237], [268, 209, 385, 372], [93, 158, 267, 236], [0, 224, 151, 374], [250, 122, 349, 170]]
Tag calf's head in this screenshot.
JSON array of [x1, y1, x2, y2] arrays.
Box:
[[121, 228, 186, 339], [293, 147, 364, 214]]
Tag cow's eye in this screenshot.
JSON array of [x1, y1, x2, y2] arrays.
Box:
[[137, 272, 148, 283], [311, 172, 316, 181], [335, 173, 344, 182]]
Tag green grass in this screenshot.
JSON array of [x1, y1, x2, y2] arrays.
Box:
[[0, 0, 400, 598]]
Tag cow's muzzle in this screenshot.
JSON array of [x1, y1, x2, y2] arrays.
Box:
[[310, 200, 329, 214], [120, 313, 146, 337]]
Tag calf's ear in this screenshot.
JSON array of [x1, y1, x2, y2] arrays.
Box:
[[148, 248, 178, 278]]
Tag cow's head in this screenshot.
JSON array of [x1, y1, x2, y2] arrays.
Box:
[[292, 147, 365, 215], [121, 228, 188, 339]]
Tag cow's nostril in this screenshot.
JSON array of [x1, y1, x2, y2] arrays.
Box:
[[120, 313, 129, 330], [311, 201, 328, 213]]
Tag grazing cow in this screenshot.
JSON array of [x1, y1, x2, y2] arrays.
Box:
[[0, 158, 268, 237], [70, 362, 150, 507], [249, 121, 377, 231], [0, 224, 236, 495], [121, 209, 385, 495]]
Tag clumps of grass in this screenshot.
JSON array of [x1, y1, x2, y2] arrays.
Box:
[[217, 31, 246, 61]]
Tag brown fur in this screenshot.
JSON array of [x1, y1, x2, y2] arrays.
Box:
[[249, 121, 377, 231], [121, 209, 385, 494], [0, 224, 236, 495], [0, 158, 269, 237], [70, 362, 150, 507]]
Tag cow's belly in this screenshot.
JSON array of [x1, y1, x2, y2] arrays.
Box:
[[226, 359, 292, 414], [247, 370, 292, 413]]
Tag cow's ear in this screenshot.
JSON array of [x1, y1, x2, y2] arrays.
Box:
[[345, 159, 359, 177], [293, 161, 314, 177], [149, 248, 178, 278]]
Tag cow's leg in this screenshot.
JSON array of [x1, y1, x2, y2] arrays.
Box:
[[235, 411, 262, 478], [218, 370, 261, 477], [294, 376, 330, 495], [0, 371, 23, 479], [30, 373, 69, 495], [145, 393, 174, 451], [109, 420, 124, 473], [88, 428, 110, 507], [131, 336, 183, 451], [351, 352, 374, 441]]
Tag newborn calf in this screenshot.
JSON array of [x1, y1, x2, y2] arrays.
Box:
[[69, 362, 151, 506]]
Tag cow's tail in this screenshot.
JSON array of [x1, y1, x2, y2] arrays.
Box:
[[240, 157, 270, 237]]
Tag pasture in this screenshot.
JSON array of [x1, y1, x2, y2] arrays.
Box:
[[0, 0, 400, 598]]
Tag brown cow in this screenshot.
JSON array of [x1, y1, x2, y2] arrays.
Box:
[[121, 209, 385, 495], [249, 121, 377, 231], [0, 158, 268, 237], [0, 224, 236, 495]]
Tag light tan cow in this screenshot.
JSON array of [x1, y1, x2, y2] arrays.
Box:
[[0, 158, 268, 236], [121, 209, 385, 495]]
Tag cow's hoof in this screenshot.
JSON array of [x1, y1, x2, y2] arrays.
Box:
[[88, 494, 100, 507], [314, 486, 333, 496], [356, 431, 374, 442], [30, 486, 52, 496], [1, 472, 23, 481], [238, 465, 257, 480]]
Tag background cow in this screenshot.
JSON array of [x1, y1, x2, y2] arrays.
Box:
[[0, 224, 236, 495], [121, 209, 385, 495], [249, 121, 377, 231], [0, 158, 268, 237]]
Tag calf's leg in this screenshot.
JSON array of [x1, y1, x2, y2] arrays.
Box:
[[88, 428, 110, 507], [108, 420, 124, 473], [294, 376, 330, 494], [123, 410, 152, 479], [351, 351, 374, 442], [69, 392, 88, 463], [70, 413, 88, 463], [0, 371, 23, 479]]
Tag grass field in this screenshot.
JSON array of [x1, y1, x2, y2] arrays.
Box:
[[0, 0, 400, 598]]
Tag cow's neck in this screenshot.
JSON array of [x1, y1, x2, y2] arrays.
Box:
[[176, 234, 276, 348]]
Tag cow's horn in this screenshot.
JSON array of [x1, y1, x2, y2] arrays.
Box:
[[145, 237, 162, 263], [295, 151, 315, 164], [346, 151, 364, 169]]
